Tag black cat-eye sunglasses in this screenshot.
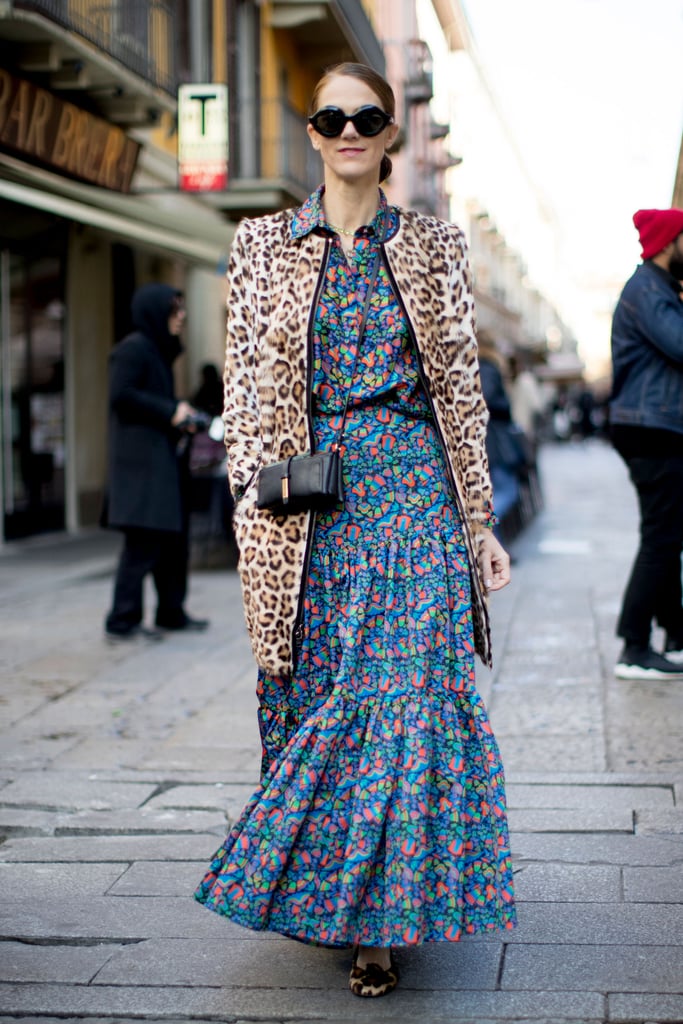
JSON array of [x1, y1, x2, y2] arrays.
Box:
[[308, 105, 394, 138]]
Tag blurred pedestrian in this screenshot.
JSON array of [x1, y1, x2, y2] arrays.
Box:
[[574, 387, 596, 440], [192, 361, 223, 418], [610, 208, 683, 680], [189, 362, 232, 544], [104, 283, 209, 640], [194, 62, 515, 998], [551, 388, 572, 441], [509, 352, 545, 451], [189, 362, 226, 473], [478, 336, 525, 540]]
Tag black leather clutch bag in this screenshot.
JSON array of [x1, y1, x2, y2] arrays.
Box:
[[257, 451, 343, 515]]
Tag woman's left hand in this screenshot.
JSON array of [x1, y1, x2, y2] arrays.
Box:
[[478, 530, 511, 592]]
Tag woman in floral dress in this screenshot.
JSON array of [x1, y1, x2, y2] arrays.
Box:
[[195, 63, 516, 997]]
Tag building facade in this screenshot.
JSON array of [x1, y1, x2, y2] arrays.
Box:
[[0, 0, 386, 544], [0, 0, 235, 543]]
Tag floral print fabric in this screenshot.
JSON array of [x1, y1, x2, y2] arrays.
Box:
[[194, 188, 516, 946]]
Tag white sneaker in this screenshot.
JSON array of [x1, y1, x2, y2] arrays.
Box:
[[664, 637, 683, 664], [615, 645, 683, 680]]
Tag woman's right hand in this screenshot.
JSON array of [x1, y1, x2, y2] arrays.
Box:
[[477, 529, 511, 592]]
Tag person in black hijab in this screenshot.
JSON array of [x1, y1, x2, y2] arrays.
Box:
[[104, 283, 209, 640]]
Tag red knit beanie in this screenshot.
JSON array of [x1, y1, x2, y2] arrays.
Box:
[[633, 208, 683, 260]]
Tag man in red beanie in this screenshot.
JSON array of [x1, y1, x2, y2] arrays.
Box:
[[609, 208, 683, 680]]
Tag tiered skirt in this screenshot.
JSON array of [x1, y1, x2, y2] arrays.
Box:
[[195, 406, 516, 946]]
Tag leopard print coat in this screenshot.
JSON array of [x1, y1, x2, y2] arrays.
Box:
[[223, 206, 495, 676]]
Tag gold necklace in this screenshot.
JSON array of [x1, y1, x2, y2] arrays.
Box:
[[327, 222, 356, 237]]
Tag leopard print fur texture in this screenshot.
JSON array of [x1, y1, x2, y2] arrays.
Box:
[[224, 207, 494, 675]]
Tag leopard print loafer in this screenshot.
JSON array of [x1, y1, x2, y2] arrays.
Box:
[[349, 948, 399, 998]]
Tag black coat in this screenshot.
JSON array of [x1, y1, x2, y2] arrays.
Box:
[[105, 284, 184, 533], [479, 356, 526, 472]]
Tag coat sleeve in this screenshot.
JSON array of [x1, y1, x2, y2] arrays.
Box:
[[109, 341, 177, 429], [446, 229, 496, 531], [223, 221, 263, 501]]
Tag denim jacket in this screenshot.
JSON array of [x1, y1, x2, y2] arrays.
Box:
[[610, 261, 683, 435]]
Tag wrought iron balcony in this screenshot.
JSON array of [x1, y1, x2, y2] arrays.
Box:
[[405, 39, 434, 104], [205, 98, 321, 218], [270, 99, 322, 197], [11, 0, 177, 95]]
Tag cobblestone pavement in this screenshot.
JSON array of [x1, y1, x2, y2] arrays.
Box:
[[0, 440, 682, 1024]]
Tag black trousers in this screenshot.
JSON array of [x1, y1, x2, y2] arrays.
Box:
[[616, 454, 683, 647], [106, 527, 188, 633]]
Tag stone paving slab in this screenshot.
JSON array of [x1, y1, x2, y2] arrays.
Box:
[[511, 832, 683, 866], [0, 767, 256, 786], [493, 650, 600, 688], [139, 745, 262, 776], [506, 783, 674, 810], [622, 865, 683, 903], [47, 739, 178, 773], [0, 808, 226, 837], [636, 808, 683, 835], [503, 621, 596, 654], [0, 1019, 608, 1024], [511, 771, 681, 786], [0, 778, 157, 812], [0, 897, 236, 941], [54, 809, 228, 835], [607, 992, 683, 1022], [0, 941, 131, 984], [512, 863, 621, 902], [0, 809, 64, 836], [0, 735, 88, 772], [144, 783, 255, 815], [493, 687, 604, 737], [506, 902, 683, 945], [502, 941, 683, 992], [107, 862, 206, 897], [499, 734, 607, 774], [508, 808, 633, 833], [0, 1019, 212, 1024], [0, 834, 219, 862], [605, 676, 683, 767], [0, 982, 607, 1021], [289, 1020, 603, 1024], [0, 679, 79, 730], [0, 862, 128, 897]]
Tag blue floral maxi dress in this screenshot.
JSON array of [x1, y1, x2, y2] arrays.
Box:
[[195, 190, 516, 948]]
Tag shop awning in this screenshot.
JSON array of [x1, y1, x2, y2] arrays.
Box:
[[0, 162, 232, 268]]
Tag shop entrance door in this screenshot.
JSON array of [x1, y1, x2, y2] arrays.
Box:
[[1, 246, 66, 540]]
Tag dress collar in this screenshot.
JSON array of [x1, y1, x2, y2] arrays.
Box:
[[291, 184, 390, 240]]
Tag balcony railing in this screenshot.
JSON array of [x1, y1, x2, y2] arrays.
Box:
[[236, 98, 322, 199], [14, 0, 177, 94], [405, 39, 434, 105], [271, 100, 322, 196]]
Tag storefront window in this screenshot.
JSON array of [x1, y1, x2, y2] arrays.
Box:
[[1, 244, 66, 540]]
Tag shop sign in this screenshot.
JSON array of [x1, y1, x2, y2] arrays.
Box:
[[178, 84, 228, 192], [0, 70, 140, 192]]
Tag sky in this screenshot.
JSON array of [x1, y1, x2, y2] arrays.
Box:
[[456, 0, 683, 370]]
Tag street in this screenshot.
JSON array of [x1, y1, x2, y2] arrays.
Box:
[[0, 439, 682, 1023]]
